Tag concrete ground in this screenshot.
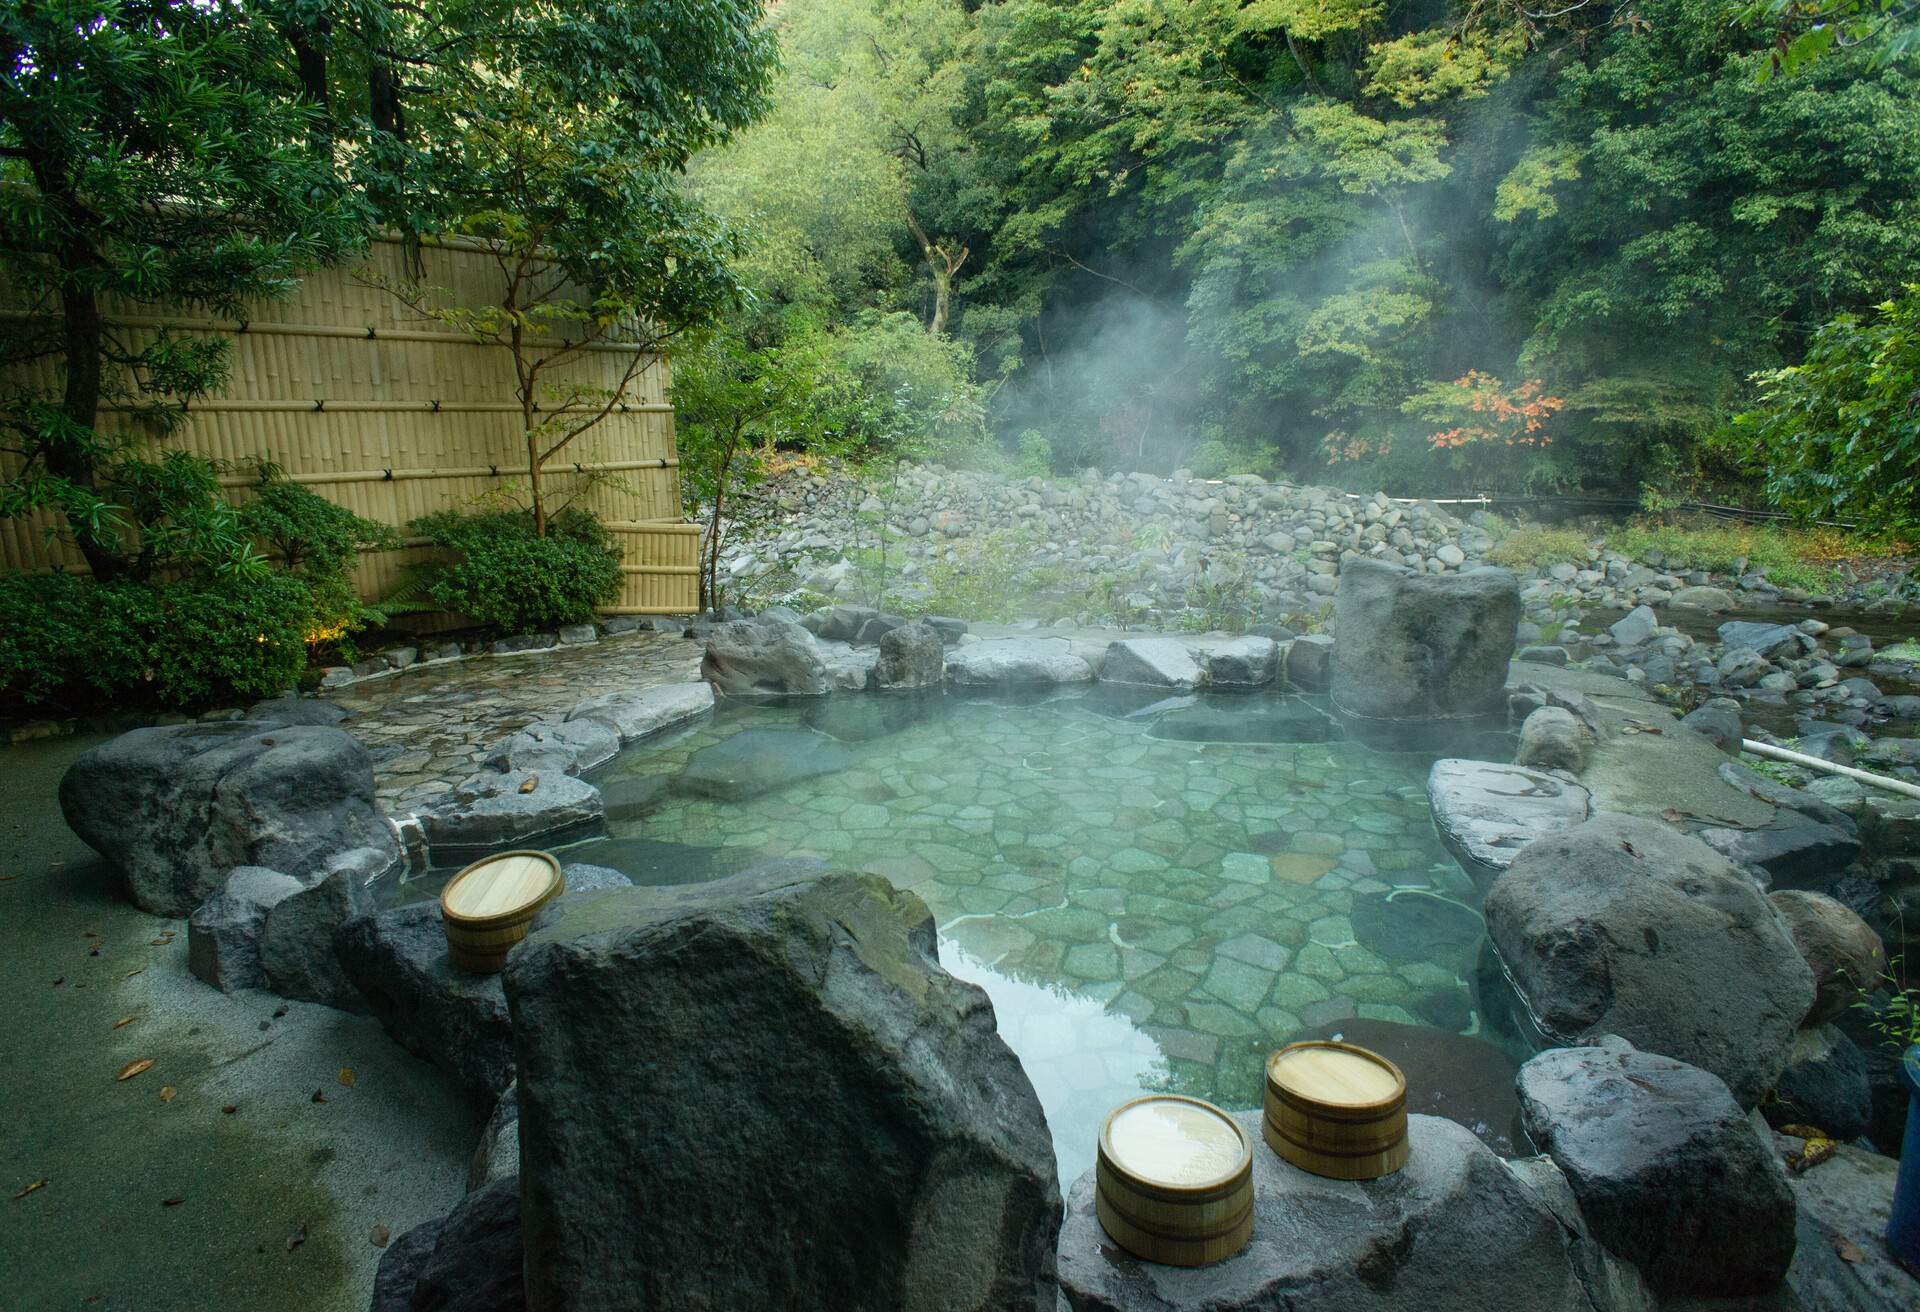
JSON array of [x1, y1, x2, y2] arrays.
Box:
[[0, 734, 470, 1312]]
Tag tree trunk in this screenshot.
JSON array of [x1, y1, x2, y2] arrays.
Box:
[[704, 425, 740, 614]]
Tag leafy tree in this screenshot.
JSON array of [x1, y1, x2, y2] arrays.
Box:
[[1720, 285, 1920, 534], [0, 0, 363, 578]]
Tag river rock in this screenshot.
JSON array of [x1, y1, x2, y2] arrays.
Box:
[[702, 616, 831, 695], [1769, 889, 1886, 1025], [1097, 637, 1203, 690], [1058, 1111, 1607, 1312], [418, 769, 604, 853], [803, 691, 943, 743], [1485, 813, 1814, 1106], [245, 696, 350, 726], [504, 866, 1061, 1312], [564, 681, 714, 743], [1670, 586, 1736, 611], [1515, 706, 1588, 773], [369, 1177, 523, 1312], [1426, 759, 1592, 886], [1203, 636, 1280, 688], [1516, 1039, 1796, 1296], [187, 866, 304, 992], [258, 865, 371, 1012], [1330, 560, 1520, 722], [872, 620, 945, 689], [60, 722, 398, 918], [945, 637, 1093, 686], [1607, 605, 1659, 648], [1699, 820, 1863, 889], [1680, 698, 1744, 754]]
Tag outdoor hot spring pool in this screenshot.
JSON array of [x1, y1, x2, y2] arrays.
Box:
[[381, 686, 1523, 1181]]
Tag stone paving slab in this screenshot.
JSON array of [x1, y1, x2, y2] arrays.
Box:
[[321, 631, 701, 810]]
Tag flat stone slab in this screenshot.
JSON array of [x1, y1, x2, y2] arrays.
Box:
[[673, 727, 855, 801], [945, 638, 1094, 686], [1059, 1111, 1606, 1312], [1097, 637, 1204, 690], [1427, 759, 1593, 886], [1774, 1132, 1920, 1311], [564, 681, 714, 743], [418, 769, 604, 853]]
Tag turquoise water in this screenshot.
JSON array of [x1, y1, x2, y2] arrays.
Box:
[[548, 688, 1507, 1181]]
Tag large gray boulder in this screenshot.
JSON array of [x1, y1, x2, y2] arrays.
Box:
[[1681, 697, 1744, 755], [258, 865, 371, 1012], [872, 620, 945, 690], [335, 902, 514, 1107], [1203, 636, 1279, 688], [1097, 637, 1203, 690], [1766, 1025, 1873, 1140], [1515, 706, 1588, 773], [702, 616, 830, 695], [369, 1177, 523, 1312], [1285, 634, 1333, 692], [1769, 889, 1886, 1025], [504, 866, 1061, 1312], [945, 637, 1092, 686], [60, 722, 398, 917], [1329, 559, 1520, 722], [1517, 1039, 1796, 1296], [418, 769, 603, 853], [1427, 759, 1592, 887], [1059, 1111, 1618, 1312], [563, 681, 714, 743], [187, 866, 304, 992], [1485, 814, 1815, 1106]]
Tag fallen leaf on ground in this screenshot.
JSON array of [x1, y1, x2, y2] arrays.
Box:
[[287, 1224, 307, 1251], [1779, 1124, 1825, 1139], [272, 1005, 288, 1019], [158, 1085, 176, 1103], [0, 874, 15, 882], [311, 1088, 328, 1104], [50, 977, 63, 986], [369, 1224, 390, 1248], [12, 1179, 47, 1200], [337, 1067, 356, 1088], [221, 1105, 238, 1114], [149, 938, 170, 947], [161, 1196, 185, 1208], [518, 773, 539, 794], [1786, 1137, 1837, 1174], [1832, 1235, 1864, 1263], [112, 1016, 135, 1030], [117, 1059, 154, 1081], [123, 968, 144, 979]]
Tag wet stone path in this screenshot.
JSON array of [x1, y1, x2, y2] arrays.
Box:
[[324, 631, 701, 810]]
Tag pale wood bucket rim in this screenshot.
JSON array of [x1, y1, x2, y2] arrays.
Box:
[[1265, 1040, 1408, 1114], [1098, 1094, 1253, 1198], [439, 849, 565, 931]]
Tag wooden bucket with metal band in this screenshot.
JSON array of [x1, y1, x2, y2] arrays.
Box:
[[1263, 1040, 1409, 1180], [1094, 1095, 1254, 1267], [439, 850, 565, 974]]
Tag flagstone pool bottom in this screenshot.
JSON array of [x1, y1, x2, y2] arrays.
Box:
[[414, 691, 1509, 1181]]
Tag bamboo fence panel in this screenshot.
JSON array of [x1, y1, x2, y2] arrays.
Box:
[[0, 235, 699, 615]]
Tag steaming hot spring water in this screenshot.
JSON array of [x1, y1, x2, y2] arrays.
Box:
[[382, 685, 1519, 1181]]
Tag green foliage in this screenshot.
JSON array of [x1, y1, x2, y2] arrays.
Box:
[[1607, 519, 1845, 591], [412, 510, 622, 633], [0, 570, 314, 709], [909, 530, 1049, 621], [0, 0, 365, 579], [1852, 958, 1920, 1052], [239, 474, 401, 627], [1720, 287, 1920, 536]]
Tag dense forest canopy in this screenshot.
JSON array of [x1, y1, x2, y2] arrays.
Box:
[[686, 0, 1920, 501]]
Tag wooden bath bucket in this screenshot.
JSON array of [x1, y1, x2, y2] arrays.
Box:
[[439, 850, 565, 974], [1263, 1040, 1409, 1180], [1095, 1095, 1254, 1266]]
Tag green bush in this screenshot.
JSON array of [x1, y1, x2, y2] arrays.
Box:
[[0, 571, 313, 709], [413, 509, 622, 632], [1721, 286, 1920, 536]]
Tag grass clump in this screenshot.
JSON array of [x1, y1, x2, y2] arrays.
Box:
[[1608, 520, 1851, 592], [1486, 523, 1592, 568]]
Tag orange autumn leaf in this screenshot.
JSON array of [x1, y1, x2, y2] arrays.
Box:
[[338, 1067, 357, 1088], [117, 1059, 154, 1081], [113, 1016, 136, 1029], [12, 1178, 48, 1200]]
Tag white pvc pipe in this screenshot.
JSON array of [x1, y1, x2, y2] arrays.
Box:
[[1739, 738, 1920, 802]]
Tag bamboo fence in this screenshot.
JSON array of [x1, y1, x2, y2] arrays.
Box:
[[0, 234, 699, 616]]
